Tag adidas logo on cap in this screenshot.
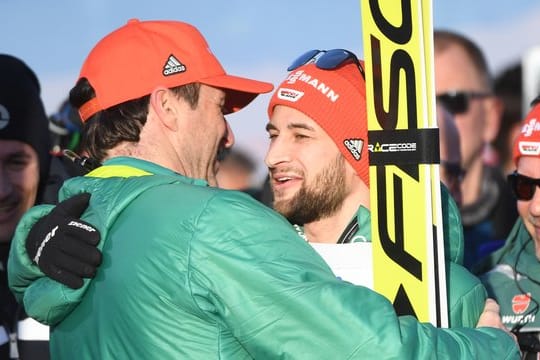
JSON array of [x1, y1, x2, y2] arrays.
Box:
[[163, 54, 186, 76], [344, 138, 364, 160]]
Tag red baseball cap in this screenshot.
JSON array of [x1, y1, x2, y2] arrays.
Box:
[[78, 19, 273, 122], [513, 101, 540, 166]]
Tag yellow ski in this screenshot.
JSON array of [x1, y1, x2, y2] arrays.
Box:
[[360, 0, 447, 326]]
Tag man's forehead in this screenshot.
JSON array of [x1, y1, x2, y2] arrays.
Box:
[[435, 45, 486, 90], [517, 156, 540, 173], [268, 105, 320, 130], [0, 139, 36, 157]]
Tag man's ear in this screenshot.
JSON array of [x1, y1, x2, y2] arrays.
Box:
[[149, 87, 178, 131]]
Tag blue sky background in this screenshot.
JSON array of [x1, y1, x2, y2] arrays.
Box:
[[2, 0, 540, 182]]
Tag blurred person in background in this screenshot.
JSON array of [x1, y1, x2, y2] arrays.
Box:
[[434, 30, 518, 268], [42, 99, 87, 204], [215, 148, 258, 196], [0, 54, 50, 360], [438, 103, 465, 207], [493, 63, 524, 175]]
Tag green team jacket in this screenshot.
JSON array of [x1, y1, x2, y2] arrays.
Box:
[[305, 185, 489, 328], [8, 157, 518, 359], [476, 219, 540, 332]]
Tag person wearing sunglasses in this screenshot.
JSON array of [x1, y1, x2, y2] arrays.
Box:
[[475, 98, 540, 357], [434, 30, 518, 269]]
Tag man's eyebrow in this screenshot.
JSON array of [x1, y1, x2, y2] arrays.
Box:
[[6, 150, 31, 159], [265, 122, 315, 132], [265, 123, 276, 132], [0, 151, 31, 163], [287, 122, 315, 131]]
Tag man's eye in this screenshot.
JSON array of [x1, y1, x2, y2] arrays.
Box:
[[6, 158, 28, 170]]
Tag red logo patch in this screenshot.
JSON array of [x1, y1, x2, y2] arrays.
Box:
[[512, 293, 531, 314]]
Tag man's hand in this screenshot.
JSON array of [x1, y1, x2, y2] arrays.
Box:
[[25, 193, 102, 289], [477, 298, 518, 345]]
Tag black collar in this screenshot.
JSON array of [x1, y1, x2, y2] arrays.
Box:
[[337, 217, 359, 244]]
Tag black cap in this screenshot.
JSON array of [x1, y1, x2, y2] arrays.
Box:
[[0, 54, 51, 201]]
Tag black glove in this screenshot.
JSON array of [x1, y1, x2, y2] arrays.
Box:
[[25, 193, 102, 289]]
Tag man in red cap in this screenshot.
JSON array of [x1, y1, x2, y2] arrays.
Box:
[[9, 25, 518, 358], [266, 49, 492, 329], [476, 96, 540, 357]]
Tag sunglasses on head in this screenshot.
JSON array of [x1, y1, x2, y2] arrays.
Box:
[[436, 91, 492, 115], [287, 49, 365, 79], [508, 172, 540, 201]]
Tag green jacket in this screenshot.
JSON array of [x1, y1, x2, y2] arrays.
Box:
[[8, 157, 519, 359], [442, 185, 490, 328], [302, 186, 487, 328], [476, 219, 540, 332]]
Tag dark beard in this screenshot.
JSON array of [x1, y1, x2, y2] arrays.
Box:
[[273, 155, 347, 225]]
